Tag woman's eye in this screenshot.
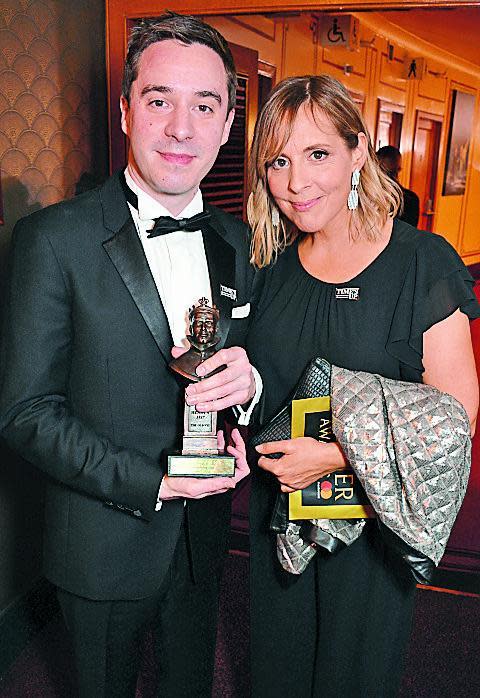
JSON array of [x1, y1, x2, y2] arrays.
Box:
[[311, 150, 327, 161], [271, 157, 289, 170]]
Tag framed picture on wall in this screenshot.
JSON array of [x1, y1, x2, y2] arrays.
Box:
[[442, 90, 476, 196]]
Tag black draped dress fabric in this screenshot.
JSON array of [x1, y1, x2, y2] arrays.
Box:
[[247, 220, 480, 698]]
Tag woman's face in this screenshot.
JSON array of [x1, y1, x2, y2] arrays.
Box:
[[266, 105, 366, 235]]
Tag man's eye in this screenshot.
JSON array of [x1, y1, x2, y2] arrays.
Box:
[[271, 157, 289, 170], [197, 104, 213, 113], [149, 99, 166, 108], [311, 150, 328, 161]]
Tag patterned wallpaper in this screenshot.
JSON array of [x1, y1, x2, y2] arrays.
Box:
[[0, 0, 106, 233], [0, 0, 106, 614]]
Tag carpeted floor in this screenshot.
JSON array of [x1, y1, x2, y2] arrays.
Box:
[[0, 553, 478, 698], [400, 587, 480, 698]]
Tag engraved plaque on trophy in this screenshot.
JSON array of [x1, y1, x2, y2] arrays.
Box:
[[167, 298, 235, 477]]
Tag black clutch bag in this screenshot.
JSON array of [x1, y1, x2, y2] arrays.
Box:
[[250, 358, 331, 532], [250, 357, 331, 450]]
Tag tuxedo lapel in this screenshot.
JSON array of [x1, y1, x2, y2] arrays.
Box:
[[99, 176, 235, 358], [103, 218, 172, 362], [202, 213, 236, 350]]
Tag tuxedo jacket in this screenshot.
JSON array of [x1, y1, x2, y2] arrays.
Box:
[[0, 172, 254, 600]]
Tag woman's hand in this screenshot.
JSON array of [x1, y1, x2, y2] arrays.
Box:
[[255, 437, 348, 492]]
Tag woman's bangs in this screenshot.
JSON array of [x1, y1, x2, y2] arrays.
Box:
[[262, 106, 297, 171]]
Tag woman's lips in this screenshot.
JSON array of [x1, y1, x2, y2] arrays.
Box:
[[290, 197, 320, 212], [159, 152, 195, 165]]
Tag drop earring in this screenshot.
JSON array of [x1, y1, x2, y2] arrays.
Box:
[[271, 205, 280, 228], [348, 169, 360, 211]]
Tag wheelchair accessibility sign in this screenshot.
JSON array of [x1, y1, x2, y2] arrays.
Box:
[[320, 15, 360, 52]]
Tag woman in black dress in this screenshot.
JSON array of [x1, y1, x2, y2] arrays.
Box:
[[246, 75, 479, 698]]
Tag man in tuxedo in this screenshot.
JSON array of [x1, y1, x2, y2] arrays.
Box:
[[376, 145, 420, 227], [0, 13, 257, 697]]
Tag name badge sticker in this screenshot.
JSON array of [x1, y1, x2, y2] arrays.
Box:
[[220, 284, 237, 301], [335, 287, 359, 301]]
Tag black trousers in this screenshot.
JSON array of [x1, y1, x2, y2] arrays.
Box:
[[250, 476, 417, 698], [57, 525, 222, 698]]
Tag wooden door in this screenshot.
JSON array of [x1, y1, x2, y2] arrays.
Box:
[[410, 112, 442, 232], [375, 100, 404, 150]]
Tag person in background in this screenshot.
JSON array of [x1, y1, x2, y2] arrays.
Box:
[[376, 144, 420, 226], [246, 74, 479, 698], [0, 13, 256, 698]]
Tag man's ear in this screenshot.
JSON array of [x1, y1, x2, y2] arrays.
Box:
[[221, 109, 235, 146], [120, 95, 129, 137]]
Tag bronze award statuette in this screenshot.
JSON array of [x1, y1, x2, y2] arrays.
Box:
[[167, 297, 235, 477]]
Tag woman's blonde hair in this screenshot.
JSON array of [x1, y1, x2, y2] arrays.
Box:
[[248, 74, 402, 268]]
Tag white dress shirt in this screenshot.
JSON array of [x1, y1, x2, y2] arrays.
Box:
[[125, 170, 212, 348]]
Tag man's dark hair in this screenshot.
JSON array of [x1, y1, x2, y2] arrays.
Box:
[[122, 12, 237, 114], [376, 145, 401, 160], [376, 145, 401, 179]]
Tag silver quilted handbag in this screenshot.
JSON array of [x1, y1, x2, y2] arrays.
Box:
[[251, 358, 472, 584]]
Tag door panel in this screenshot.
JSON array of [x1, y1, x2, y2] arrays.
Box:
[[375, 100, 404, 150], [410, 112, 442, 232]]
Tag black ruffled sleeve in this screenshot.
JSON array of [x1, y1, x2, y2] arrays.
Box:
[[386, 232, 480, 379]]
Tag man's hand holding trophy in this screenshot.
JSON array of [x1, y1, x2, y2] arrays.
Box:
[[159, 297, 253, 500]]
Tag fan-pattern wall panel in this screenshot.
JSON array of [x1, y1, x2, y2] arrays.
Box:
[[0, 0, 105, 214]]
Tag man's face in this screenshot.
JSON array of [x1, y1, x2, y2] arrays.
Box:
[[120, 40, 235, 215], [192, 312, 216, 344], [381, 154, 401, 181]]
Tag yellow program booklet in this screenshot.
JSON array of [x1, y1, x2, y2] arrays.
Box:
[[288, 397, 375, 520]]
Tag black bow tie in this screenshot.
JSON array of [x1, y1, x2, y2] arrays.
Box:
[[120, 172, 211, 237], [147, 210, 211, 237]]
